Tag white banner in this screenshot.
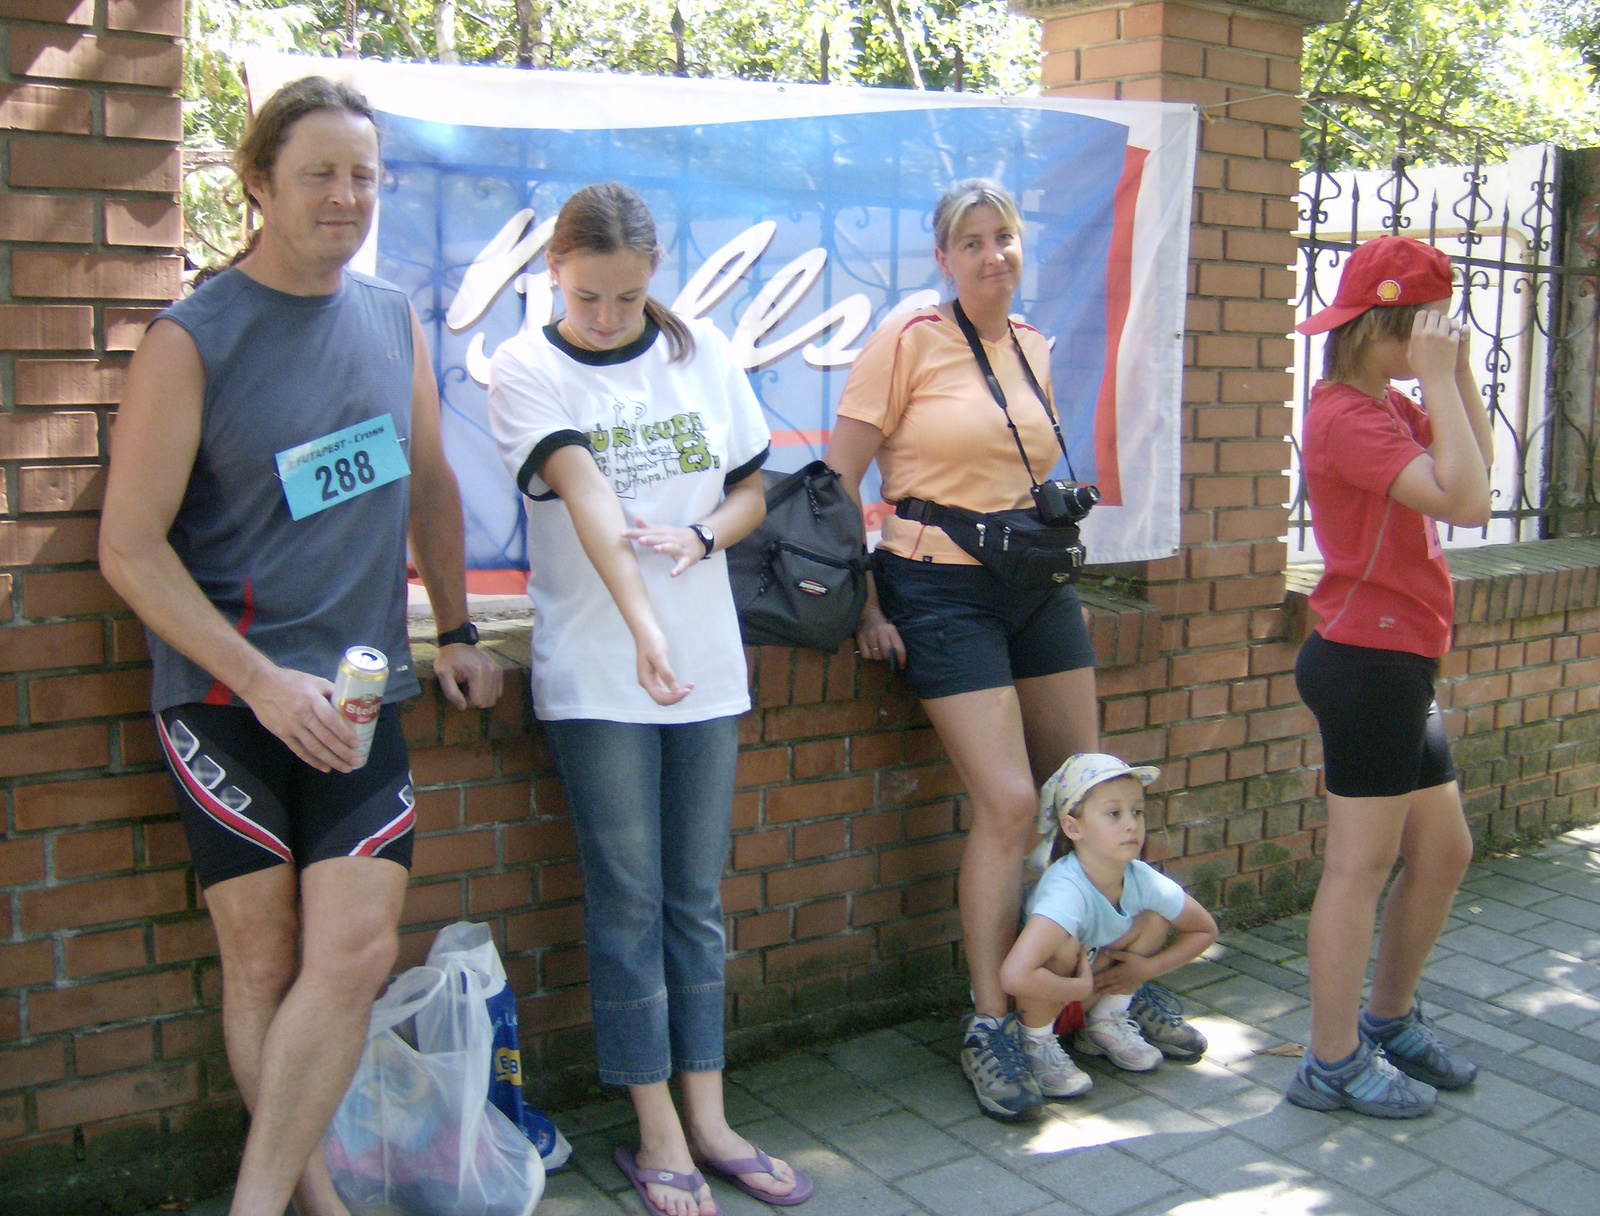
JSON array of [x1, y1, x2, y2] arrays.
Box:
[[246, 54, 1194, 571]]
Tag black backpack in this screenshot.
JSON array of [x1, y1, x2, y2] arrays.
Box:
[[726, 460, 869, 652]]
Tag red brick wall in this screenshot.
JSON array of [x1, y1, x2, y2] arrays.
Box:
[[2, 2, 1598, 1211], [393, 642, 976, 1088], [1030, 1, 1325, 905], [0, 0, 204, 1207]]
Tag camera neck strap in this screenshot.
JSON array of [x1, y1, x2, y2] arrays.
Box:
[[951, 299, 1077, 488]]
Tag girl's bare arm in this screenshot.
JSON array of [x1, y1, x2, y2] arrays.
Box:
[[1000, 915, 1094, 1007]]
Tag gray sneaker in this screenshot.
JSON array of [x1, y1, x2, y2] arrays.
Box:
[[1129, 982, 1208, 1063], [1360, 998, 1478, 1090], [1286, 1038, 1437, 1118], [960, 1012, 1043, 1122]]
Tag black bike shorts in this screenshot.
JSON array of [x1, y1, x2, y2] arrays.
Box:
[[873, 551, 1097, 701], [1295, 631, 1455, 799], [157, 702, 415, 889]]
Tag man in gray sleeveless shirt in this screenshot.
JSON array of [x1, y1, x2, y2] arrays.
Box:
[[100, 78, 503, 1216]]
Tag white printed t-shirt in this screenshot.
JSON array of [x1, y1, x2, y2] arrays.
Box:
[[1024, 853, 1186, 950], [488, 315, 770, 724]]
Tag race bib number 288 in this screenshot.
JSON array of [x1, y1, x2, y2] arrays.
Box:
[[274, 414, 409, 521]]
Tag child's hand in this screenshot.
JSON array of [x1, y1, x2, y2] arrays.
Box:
[[1093, 949, 1156, 996], [1075, 944, 1092, 979], [1453, 319, 1474, 382], [1408, 309, 1462, 383]]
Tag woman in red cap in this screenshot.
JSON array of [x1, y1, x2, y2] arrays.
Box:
[[1286, 236, 1493, 1118]]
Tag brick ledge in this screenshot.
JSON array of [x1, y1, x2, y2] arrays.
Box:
[[408, 583, 1164, 683], [1285, 537, 1600, 640]]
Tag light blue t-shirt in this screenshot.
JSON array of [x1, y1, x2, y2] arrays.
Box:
[[1024, 853, 1186, 949]]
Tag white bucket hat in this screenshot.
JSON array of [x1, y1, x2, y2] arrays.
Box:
[[1036, 752, 1161, 838]]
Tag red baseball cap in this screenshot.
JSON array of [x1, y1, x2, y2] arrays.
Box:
[[1296, 236, 1454, 335]]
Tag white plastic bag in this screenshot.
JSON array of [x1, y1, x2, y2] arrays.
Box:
[[426, 923, 572, 1172], [424, 922, 504, 992], [323, 951, 545, 1216]]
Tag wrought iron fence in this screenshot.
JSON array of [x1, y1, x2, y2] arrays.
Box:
[[1290, 123, 1600, 560]]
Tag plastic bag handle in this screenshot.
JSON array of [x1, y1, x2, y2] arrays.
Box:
[[365, 965, 448, 1038], [426, 920, 508, 998]]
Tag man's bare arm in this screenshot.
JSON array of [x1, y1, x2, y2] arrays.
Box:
[[99, 320, 358, 771], [404, 307, 503, 710]]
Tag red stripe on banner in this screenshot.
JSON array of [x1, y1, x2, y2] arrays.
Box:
[[769, 429, 829, 447], [351, 804, 415, 857], [203, 576, 256, 705], [156, 715, 293, 863], [1092, 144, 1149, 509], [408, 569, 530, 595]]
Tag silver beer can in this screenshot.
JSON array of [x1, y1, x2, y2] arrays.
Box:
[[333, 646, 388, 768]]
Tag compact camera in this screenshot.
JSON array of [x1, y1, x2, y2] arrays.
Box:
[[1033, 479, 1100, 527]]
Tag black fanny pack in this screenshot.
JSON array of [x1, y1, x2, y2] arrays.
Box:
[[896, 301, 1096, 588], [895, 497, 1085, 589]]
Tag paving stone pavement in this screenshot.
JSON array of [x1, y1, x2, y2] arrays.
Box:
[[145, 824, 1600, 1216]]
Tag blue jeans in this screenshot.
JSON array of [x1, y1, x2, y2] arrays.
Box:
[[542, 715, 738, 1086]]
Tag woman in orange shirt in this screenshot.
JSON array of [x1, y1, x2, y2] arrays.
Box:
[[825, 180, 1111, 1122]]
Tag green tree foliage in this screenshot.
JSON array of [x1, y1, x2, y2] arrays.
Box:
[[1542, 1, 1600, 87], [1302, 0, 1600, 168], [183, 1, 329, 264], [181, 0, 1038, 268]]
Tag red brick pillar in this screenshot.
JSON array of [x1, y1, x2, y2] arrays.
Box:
[[0, 0, 209, 1203], [1014, 0, 1343, 910]]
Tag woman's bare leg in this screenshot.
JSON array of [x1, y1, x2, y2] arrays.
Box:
[[1306, 791, 1410, 1062], [630, 1081, 714, 1216], [1368, 780, 1474, 1018], [923, 667, 1098, 1018], [1015, 666, 1099, 783], [921, 687, 1041, 1017], [680, 1070, 798, 1200]]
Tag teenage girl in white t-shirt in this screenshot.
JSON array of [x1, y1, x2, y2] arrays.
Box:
[[488, 184, 811, 1216]]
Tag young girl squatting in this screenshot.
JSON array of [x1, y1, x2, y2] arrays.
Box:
[[999, 754, 1218, 1097]]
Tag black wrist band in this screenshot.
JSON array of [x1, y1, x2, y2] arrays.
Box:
[[436, 621, 479, 648]]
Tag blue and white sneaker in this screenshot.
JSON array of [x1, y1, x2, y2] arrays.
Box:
[[1286, 1038, 1437, 1118], [1360, 998, 1478, 1090], [1129, 982, 1208, 1063], [960, 1012, 1043, 1122]]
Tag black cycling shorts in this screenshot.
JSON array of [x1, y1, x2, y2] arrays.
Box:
[[1295, 631, 1455, 799], [157, 702, 415, 889], [873, 551, 1097, 701]]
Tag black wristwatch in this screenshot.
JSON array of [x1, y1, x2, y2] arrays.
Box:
[[436, 620, 479, 648], [689, 523, 715, 558]]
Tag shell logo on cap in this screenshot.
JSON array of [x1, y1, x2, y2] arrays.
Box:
[[1375, 279, 1403, 302]]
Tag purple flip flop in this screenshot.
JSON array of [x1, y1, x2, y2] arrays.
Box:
[[615, 1146, 717, 1216], [700, 1147, 814, 1206]]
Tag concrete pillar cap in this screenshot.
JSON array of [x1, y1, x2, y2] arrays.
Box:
[[1010, 0, 1347, 23]]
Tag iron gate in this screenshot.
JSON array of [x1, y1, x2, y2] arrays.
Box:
[[1290, 126, 1600, 561]]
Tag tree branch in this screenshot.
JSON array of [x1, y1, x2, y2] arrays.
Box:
[[876, 0, 923, 90], [374, 0, 428, 61], [1309, 91, 1484, 142], [1307, 0, 1368, 98]]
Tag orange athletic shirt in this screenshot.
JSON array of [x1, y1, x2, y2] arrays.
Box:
[[835, 306, 1061, 565]]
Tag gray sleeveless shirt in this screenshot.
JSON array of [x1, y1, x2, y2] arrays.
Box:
[[149, 268, 420, 711]]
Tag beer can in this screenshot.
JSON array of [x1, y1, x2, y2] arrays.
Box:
[[333, 646, 388, 768]]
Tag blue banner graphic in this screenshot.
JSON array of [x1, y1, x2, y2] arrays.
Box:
[[245, 58, 1195, 569]]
